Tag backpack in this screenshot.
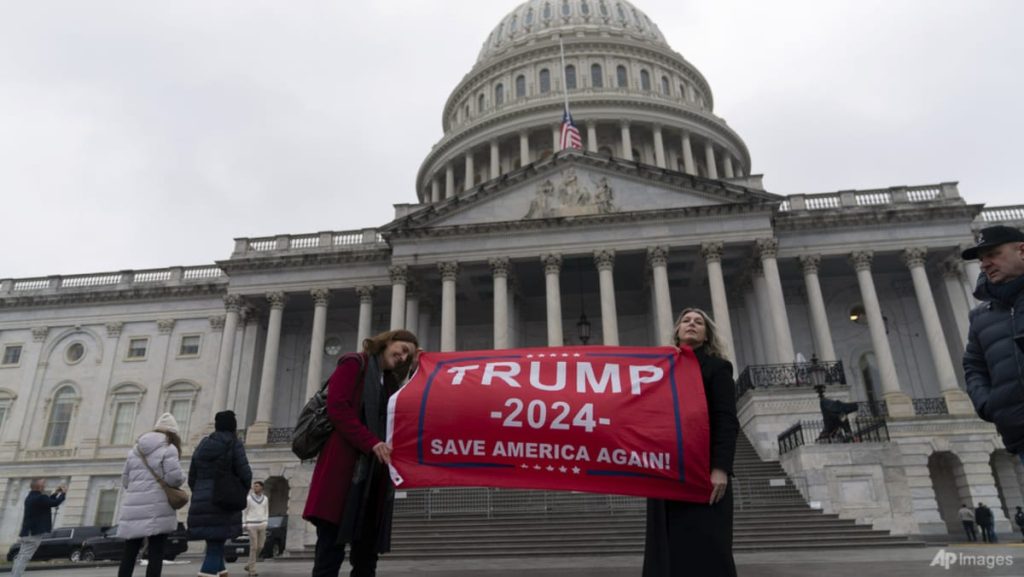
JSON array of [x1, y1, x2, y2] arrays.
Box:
[[291, 353, 366, 460]]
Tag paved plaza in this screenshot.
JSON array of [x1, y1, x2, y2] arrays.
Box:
[[4, 544, 1024, 577]]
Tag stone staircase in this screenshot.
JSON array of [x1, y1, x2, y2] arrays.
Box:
[[305, 434, 924, 558]]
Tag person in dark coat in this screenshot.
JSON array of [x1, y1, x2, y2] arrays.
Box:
[[11, 479, 66, 577], [1014, 506, 1024, 542], [644, 307, 740, 577], [975, 503, 996, 543], [961, 226, 1024, 463], [303, 329, 418, 577], [187, 410, 252, 577]]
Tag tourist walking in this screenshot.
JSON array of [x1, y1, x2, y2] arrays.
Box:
[[116, 413, 186, 577], [303, 329, 418, 577], [975, 502, 997, 543], [644, 308, 740, 577], [243, 481, 270, 576], [958, 503, 977, 542], [188, 410, 252, 577], [11, 479, 66, 577], [1014, 506, 1024, 541]]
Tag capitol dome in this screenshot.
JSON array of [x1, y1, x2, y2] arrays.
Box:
[[416, 0, 753, 204]]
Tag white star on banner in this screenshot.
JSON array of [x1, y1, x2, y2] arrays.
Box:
[[572, 467, 581, 474], [521, 464, 529, 469], [534, 465, 542, 470], [546, 465, 555, 471], [573, 353, 580, 357], [559, 466, 568, 473]]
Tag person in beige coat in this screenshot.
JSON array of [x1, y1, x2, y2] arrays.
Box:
[[242, 481, 269, 576]]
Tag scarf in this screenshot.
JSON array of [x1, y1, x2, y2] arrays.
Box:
[[362, 353, 387, 441], [984, 274, 1024, 308]]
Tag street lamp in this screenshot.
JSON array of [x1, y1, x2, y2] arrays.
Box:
[[809, 353, 827, 396]]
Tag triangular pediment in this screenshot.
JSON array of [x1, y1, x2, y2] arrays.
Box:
[[385, 152, 781, 232]]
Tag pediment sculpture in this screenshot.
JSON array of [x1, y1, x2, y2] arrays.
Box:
[[524, 168, 617, 219]]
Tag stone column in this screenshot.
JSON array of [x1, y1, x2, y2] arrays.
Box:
[[704, 141, 718, 179], [464, 152, 475, 191], [962, 258, 982, 305], [723, 154, 735, 178], [389, 265, 408, 330], [850, 251, 913, 417], [799, 255, 837, 361], [941, 259, 970, 342], [751, 262, 778, 363], [430, 178, 440, 203], [653, 124, 666, 168], [587, 123, 598, 153], [756, 239, 794, 363], [250, 291, 287, 444], [701, 242, 735, 363], [647, 246, 674, 346], [552, 124, 560, 151], [445, 164, 455, 199], [620, 122, 633, 161], [519, 131, 530, 167], [491, 257, 511, 349], [355, 286, 374, 350], [680, 132, 696, 175], [541, 254, 564, 346], [594, 249, 620, 346], [405, 290, 420, 337], [490, 140, 500, 180], [439, 262, 459, 352], [305, 289, 330, 399], [741, 283, 767, 365], [213, 294, 243, 413], [904, 248, 973, 414]]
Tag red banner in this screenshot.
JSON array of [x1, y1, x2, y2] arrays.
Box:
[[387, 345, 711, 502]]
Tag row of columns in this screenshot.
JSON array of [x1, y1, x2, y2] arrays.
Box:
[[428, 122, 742, 202], [227, 240, 981, 443]]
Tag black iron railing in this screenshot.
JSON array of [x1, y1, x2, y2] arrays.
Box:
[[736, 360, 846, 397], [777, 416, 890, 456]]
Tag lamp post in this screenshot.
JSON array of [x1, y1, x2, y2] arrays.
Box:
[[576, 259, 591, 344], [809, 353, 827, 396]]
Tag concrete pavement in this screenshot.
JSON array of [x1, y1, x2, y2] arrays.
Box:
[[5, 543, 1024, 577]]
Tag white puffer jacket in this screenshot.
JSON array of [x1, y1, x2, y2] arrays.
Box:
[[116, 431, 186, 539]]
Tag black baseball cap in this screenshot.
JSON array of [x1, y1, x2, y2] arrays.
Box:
[[961, 225, 1024, 260]]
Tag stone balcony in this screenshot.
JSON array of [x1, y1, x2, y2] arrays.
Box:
[[229, 229, 386, 259], [0, 265, 226, 301]]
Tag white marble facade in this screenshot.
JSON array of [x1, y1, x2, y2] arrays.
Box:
[[2, 0, 1024, 553]]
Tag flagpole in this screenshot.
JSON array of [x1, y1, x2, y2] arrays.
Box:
[[558, 39, 570, 114]]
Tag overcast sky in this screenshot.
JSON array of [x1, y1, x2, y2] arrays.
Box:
[[2, 1, 1020, 279]]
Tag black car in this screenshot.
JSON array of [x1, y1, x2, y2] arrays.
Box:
[[5, 526, 105, 562], [224, 515, 287, 563], [77, 523, 189, 562]]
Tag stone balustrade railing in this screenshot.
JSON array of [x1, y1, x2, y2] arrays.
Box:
[[231, 228, 386, 257], [1, 265, 226, 296], [778, 183, 959, 212], [978, 205, 1024, 225]]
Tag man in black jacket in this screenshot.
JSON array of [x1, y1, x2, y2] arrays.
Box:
[[962, 225, 1024, 464], [12, 478, 66, 577]]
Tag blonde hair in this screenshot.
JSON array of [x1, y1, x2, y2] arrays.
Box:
[[673, 307, 727, 359]]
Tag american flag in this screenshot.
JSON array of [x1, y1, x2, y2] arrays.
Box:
[[559, 107, 583, 151]]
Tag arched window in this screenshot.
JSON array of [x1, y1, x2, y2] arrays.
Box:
[[109, 384, 144, 445], [599, 0, 609, 17], [617, 3, 627, 22], [495, 83, 504, 106], [543, 2, 552, 20], [45, 385, 77, 447], [464, 104, 470, 121], [580, 1, 590, 16], [679, 83, 687, 100], [509, 15, 518, 33], [591, 64, 603, 88], [525, 8, 534, 25], [539, 68, 551, 93], [562, 0, 571, 16], [661, 75, 670, 95], [477, 93, 485, 112], [565, 65, 577, 90], [616, 65, 628, 87], [164, 382, 199, 440], [515, 75, 526, 98], [640, 69, 651, 91]]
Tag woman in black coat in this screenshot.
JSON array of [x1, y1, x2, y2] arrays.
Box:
[[644, 307, 740, 577], [187, 410, 252, 577]]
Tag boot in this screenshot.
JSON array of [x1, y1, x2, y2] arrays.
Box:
[[218, 571, 230, 577]]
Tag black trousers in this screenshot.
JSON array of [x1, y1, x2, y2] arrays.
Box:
[[312, 522, 379, 577], [118, 534, 166, 577], [962, 521, 977, 542]]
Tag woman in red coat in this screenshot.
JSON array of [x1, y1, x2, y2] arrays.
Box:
[[303, 329, 418, 577]]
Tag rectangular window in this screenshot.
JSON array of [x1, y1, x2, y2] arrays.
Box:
[[169, 399, 191, 440], [94, 489, 118, 527], [110, 401, 137, 445], [0, 405, 8, 433], [179, 335, 201, 357], [127, 338, 148, 360], [2, 345, 22, 366]]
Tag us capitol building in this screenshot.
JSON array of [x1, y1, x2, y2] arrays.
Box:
[[2, 0, 1023, 554]]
